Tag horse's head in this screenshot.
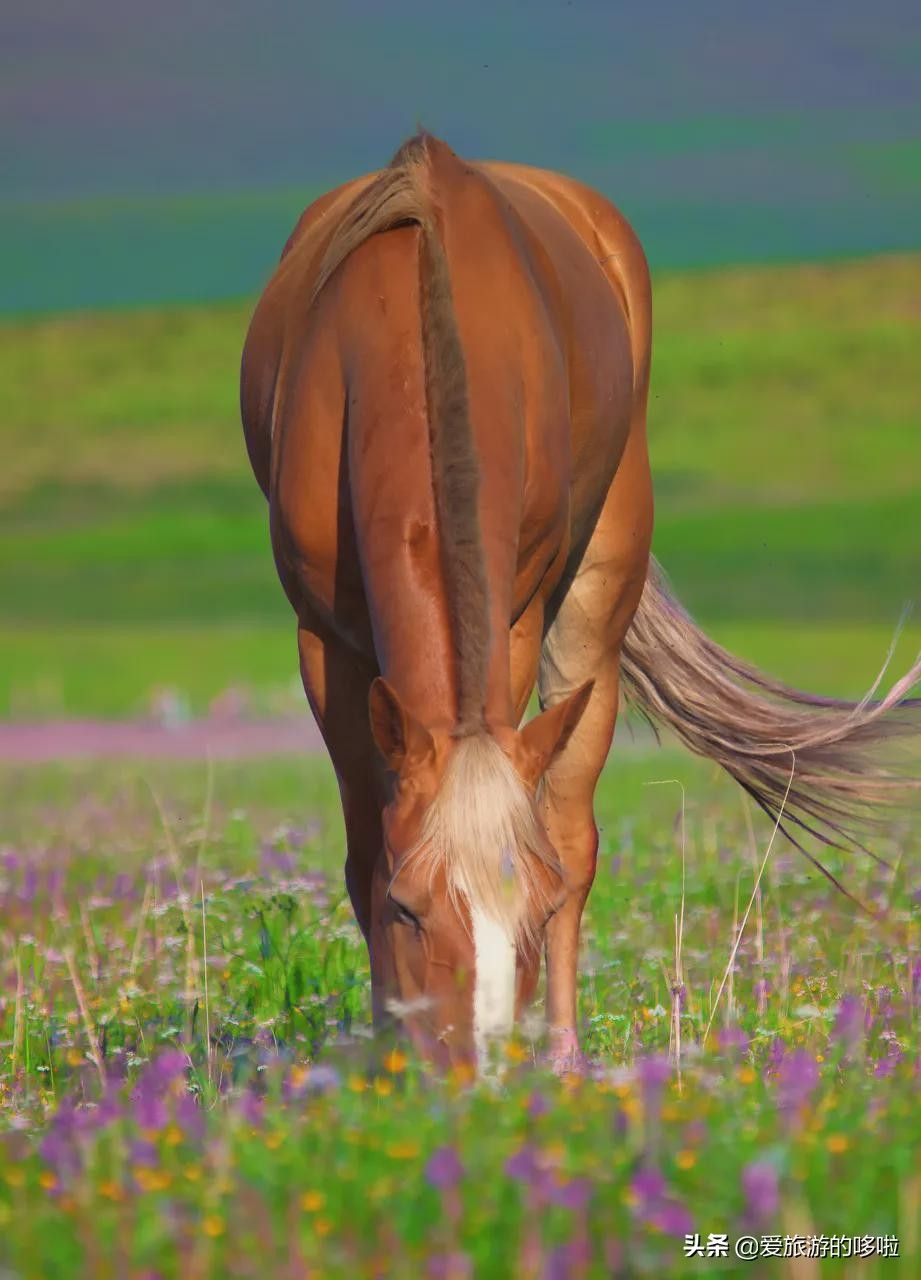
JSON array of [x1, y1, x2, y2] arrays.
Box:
[[367, 677, 592, 1071]]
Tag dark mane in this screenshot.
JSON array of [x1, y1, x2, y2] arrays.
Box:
[[311, 132, 490, 732]]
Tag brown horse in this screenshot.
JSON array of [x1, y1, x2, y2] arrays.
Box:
[[241, 132, 919, 1072]]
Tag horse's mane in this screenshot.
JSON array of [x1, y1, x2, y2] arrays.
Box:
[[400, 734, 562, 948], [313, 134, 561, 939], [311, 132, 489, 734]]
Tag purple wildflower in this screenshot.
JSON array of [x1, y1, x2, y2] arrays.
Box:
[[128, 1138, 158, 1168], [39, 1127, 81, 1180], [426, 1146, 464, 1192], [505, 1144, 541, 1185], [134, 1091, 167, 1131], [237, 1089, 264, 1128], [631, 1166, 666, 1205], [716, 1026, 749, 1059], [21, 865, 38, 903], [638, 1055, 671, 1092], [766, 1037, 787, 1077], [141, 1050, 188, 1092], [305, 1064, 340, 1093], [546, 1176, 592, 1211], [638, 1054, 671, 1121], [651, 1200, 694, 1237], [112, 873, 134, 900], [544, 1243, 590, 1280], [526, 1089, 549, 1119], [775, 1049, 819, 1118], [831, 995, 865, 1058], [260, 846, 299, 877], [741, 1159, 780, 1226], [684, 1119, 708, 1147], [176, 1092, 206, 1142], [427, 1252, 472, 1280], [630, 1164, 692, 1238]]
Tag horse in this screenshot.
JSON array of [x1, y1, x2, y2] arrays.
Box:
[[241, 132, 920, 1073]]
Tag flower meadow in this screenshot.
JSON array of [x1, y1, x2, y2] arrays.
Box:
[[0, 755, 918, 1279]]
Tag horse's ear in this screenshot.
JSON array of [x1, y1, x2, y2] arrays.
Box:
[[516, 680, 594, 785], [369, 678, 435, 773]]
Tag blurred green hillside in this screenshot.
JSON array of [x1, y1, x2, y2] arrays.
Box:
[[2, 252, 919, 718]]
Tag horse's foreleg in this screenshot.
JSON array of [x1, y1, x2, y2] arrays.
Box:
[[537, 644, 620, 1072], [297, 626, 385, 1012]]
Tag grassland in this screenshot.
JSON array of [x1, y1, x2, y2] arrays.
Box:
[[1, 253, 920, 1275], [1, 253, 919, 716], [1, 751, 918, 1277]]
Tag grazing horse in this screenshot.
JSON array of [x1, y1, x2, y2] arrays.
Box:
[[241, 132, 920, 1071]]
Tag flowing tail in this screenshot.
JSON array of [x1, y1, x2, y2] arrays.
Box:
[[620, 558, 921, 892]]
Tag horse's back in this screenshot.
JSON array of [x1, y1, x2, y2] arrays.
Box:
[[476, 160, 651, 399], [240, 173, 377, 495], [241, 145, 648, 636]]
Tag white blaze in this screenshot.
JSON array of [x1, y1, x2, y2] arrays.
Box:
[[471, 907, 517, 1073]]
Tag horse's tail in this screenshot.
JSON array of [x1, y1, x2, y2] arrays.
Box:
[[620, 557, 921, 890]]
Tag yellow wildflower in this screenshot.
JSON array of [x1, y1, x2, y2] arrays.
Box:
[[202, 1215, 224, 1238], [374, 1077, 393, 1098], [383, 1049, 407, 1074], [134, 1167, 172, 1193], [289, 1065, 310, 1090], [386, 1141, 420, 1160], [826, 1134, 849, 1154], [675, 1150, 696, 1171], [301, 1190, 325, 1212], [620, 1095, 642, 1121], [504, 1040, 529, 1063], [449, 1062, 475, 1088], [38, 1171, 57, 1191]]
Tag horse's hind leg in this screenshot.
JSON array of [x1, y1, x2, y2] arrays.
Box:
[[538, 416, 652, 1068]]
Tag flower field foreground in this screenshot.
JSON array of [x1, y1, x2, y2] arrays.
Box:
[[0, 757, 918, 1278]]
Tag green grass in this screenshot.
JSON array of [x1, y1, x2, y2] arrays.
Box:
[[0, 752, 917, 1276], [1, 252, 919, 716], [2, 620, 919, 721]]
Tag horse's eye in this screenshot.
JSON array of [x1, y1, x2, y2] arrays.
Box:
[[389, 896, 421, 930]]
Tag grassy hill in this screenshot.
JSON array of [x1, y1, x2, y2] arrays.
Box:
[[2, 252, 919, 717]]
